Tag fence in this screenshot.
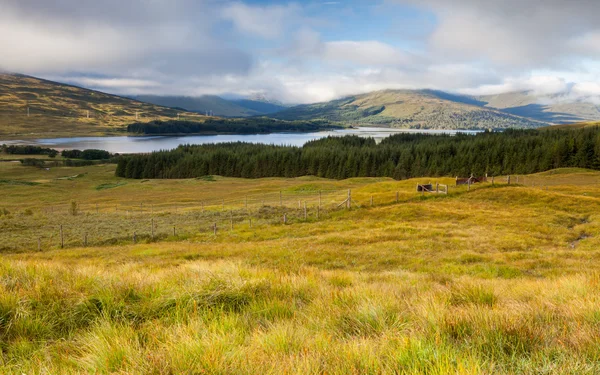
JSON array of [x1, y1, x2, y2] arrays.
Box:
[[0, 175, 574, 252]]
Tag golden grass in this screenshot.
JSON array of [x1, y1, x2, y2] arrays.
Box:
[[0, 74, 206, 139], [1, 162, 600, 373]]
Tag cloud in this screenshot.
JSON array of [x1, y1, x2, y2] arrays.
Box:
[[0, 0, 251, 76], [221, 2, 302, 39], [324, 41, 414, 66], [2, 0, 600, 106], [392, 0, 600, 69]]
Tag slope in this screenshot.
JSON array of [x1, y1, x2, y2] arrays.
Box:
[[134, 95, 261, 117], [271, 89, 545, 129], [231, 99, 286, 115], [476, 91, 600, 124], [0, 74, 204, 139]]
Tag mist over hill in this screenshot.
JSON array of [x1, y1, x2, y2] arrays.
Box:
[[134, 95, 286, 117]]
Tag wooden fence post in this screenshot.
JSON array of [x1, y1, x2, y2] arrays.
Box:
[[151, 218, 154, 239], [347, 189, 351, 209], [249, 218, 252, 228], [319, 190, 322, 210], [213, 223, 217, 235], [436, 183, 439, 193], [283, 213, 287, 225], [491, 176, 494, 186], [60, 225, 64, 248], [507, 175, 511, 185], [230, 212, 233, 230], [84, 233, 88, 247], [133, 232, 137, 244], [317, 205, 320, 220], [173, 226, 176, 236], [370, 196, 374, 207], [304, 201, 307, 220]]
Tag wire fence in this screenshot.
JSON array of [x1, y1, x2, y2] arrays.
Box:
[[1, 174, 589, 252]]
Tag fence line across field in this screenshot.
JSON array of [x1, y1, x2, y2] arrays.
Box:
[[4, 176, 568, 251]]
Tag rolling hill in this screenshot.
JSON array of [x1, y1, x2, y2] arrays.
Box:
[[475, 91, 600, 124], [134, 95, 287, 117], [271, 90, 546, 129], [0, 74, 205, 139]]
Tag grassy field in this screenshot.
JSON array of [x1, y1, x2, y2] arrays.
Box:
[[1, 161, 600, 373]]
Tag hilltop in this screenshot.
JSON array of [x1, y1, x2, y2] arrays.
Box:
[[0, 74, 205, 139], [271, 89, 546, 129]]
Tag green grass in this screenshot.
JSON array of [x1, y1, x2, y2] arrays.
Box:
[[1, 162, 600, 373]]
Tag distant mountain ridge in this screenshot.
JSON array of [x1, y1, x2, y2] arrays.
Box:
[[134, 95, 286, 117], [475, 91, 600, 124], [270, 89, 546, 130]]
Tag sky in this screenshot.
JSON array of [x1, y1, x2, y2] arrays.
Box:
[[1, 0, 600, 104]]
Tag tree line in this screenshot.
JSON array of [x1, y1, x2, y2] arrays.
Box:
[[114, 126, 600, 180], [127, 118, 340, 135], [2, 144, 59, 157], [2, 145, 113, 161], [61, 149, 112, 160]]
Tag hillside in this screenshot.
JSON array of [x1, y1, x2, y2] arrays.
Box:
[[135, 95, 286, 117], [476, 91, 600, 124], [0, 74, 205, 139], [271, 89, 545, 129]]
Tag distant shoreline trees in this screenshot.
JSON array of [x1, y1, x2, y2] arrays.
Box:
[[115, 127, 600, 180], [126, 118, 341, 135]]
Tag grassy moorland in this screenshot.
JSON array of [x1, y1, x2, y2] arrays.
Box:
[[0, 74, 206, 139], [1, 161, 600, 374]]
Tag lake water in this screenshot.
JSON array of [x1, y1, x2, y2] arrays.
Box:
[[2, 127, 480, 154]]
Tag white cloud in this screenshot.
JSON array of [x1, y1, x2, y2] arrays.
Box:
[[221, 2, 301, 39], [323, 41, 413, 66], [393, 0, 600, 69], [3, 0, 600, 106]]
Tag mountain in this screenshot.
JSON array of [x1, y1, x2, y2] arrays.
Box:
[[271, 89, 545, 129], [134, 95, 256, 117], [230, 99, 286, 115], [135, 95, 286, 117], [475, 91, 600, 124], [0, 73, 204, 139]]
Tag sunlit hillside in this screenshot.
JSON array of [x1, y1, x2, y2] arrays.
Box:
[[272, 89, 546, 129], [0, 74, 206, 139]]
